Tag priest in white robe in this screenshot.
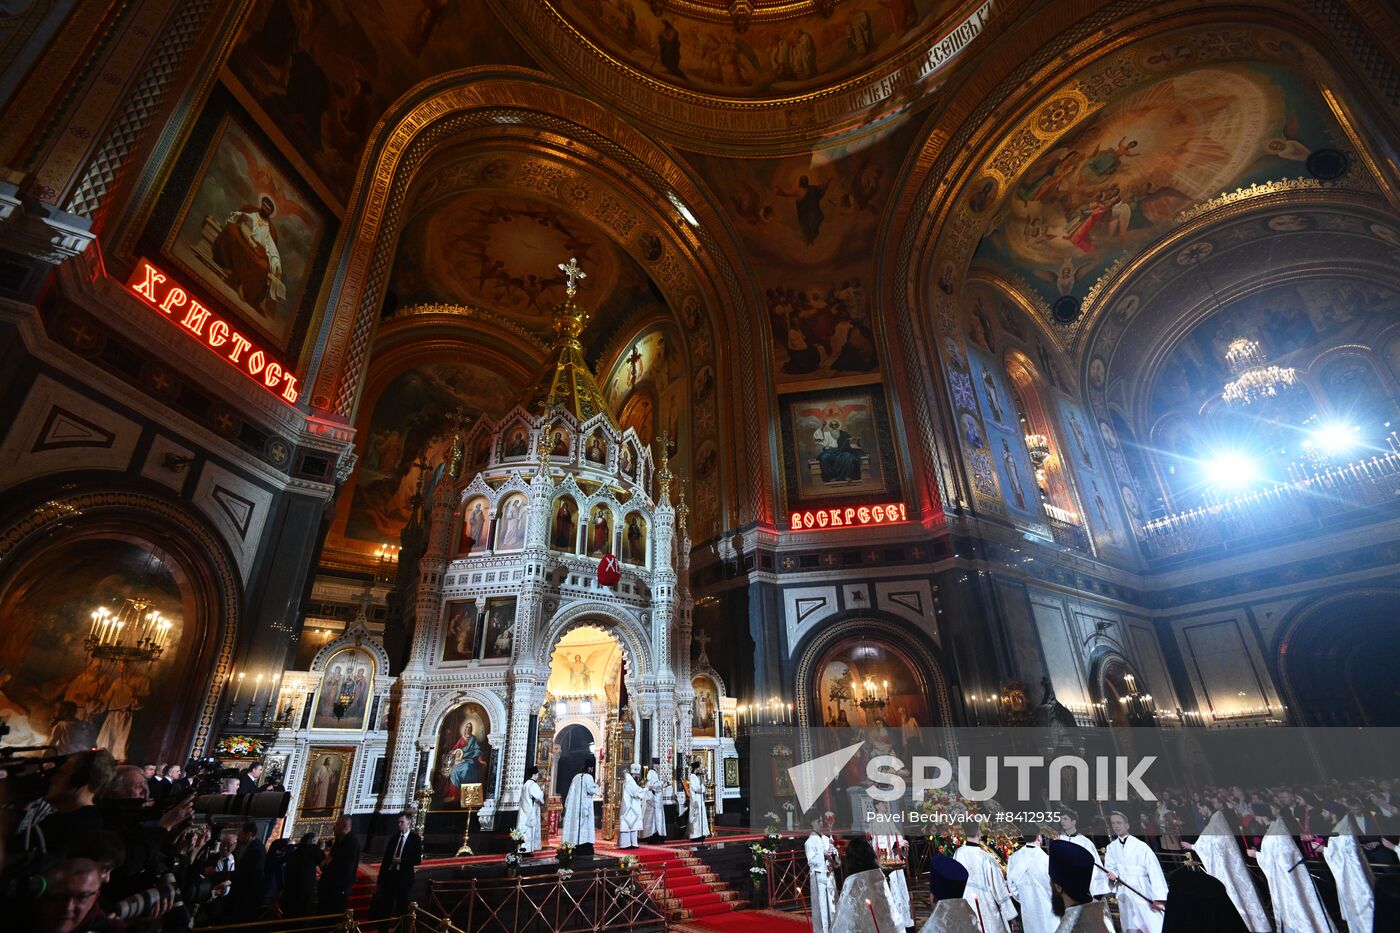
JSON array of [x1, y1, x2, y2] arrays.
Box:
[[1048, 840, 1113, 933], [1181, 811, 1271, 931], [685, 762, 710, 841], [1008, 833, 1058, 933], [834, 836, 901, 932], [517, 765, 546, 853], [1250, 818, 1336, 933], [954, 827, 1017, 933], [561, 761, 600, 853], [805, 819, 838, 933], [1059, 811, 1116, 932], [1319, 813, 1374, 933], [1103, 812, 1167, 933], [871, 802, 913, 929], [618, 763, 646, 849], [642, 757, 667, 842], [920, 855, 981, 933]]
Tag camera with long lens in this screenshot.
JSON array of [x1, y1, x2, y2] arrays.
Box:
[[109, 872, 230, 923]]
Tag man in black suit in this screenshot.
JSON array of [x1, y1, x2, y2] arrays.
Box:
[[370, 812, 422, 922], [318, 815, 361, 914], [237, 762, 264, 795], [230, 821, 267, 920], [281, 832, 323, 918]]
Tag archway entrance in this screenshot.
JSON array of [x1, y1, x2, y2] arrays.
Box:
[[540, 623, 631, 796], [1282, 594, 1400, 726]]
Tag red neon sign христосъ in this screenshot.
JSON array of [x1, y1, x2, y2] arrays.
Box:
[[126, 258, 300, 404], [790, 502, 907, 530]]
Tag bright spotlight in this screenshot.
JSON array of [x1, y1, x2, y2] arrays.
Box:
[[1200, 451, 1259, 492], [1312, 421, 1359, 456]]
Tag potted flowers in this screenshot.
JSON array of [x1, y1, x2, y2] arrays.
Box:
[[505, 828, 526, 877], [556, 841, 574, 877]]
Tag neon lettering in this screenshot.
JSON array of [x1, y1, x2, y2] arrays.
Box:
[[227, 333, 251, 363], [133, 262, 166, 301], [246, 350, 265, 376], [180, 301, 212, 336], [207, 320, 228, 347], [787, 503, 909, 530], [158, 287, 187, 315]]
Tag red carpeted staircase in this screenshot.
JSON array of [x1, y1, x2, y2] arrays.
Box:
[[631, 844, 749, 922]]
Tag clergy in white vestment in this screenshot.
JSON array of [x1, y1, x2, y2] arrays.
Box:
[[919, 855, 981, 933], [1103, 812, 1167, 933], [805, 819, 838, 933], [517, 766, 546, 853], [1048, 839, 1113, 933], [1180, 811, 1271, 931], [833, 836, 901, 932], [871, 803, 913, 929], [561, 761, 600, 851], [1059, 810, 1116, 932], [1319, 814, 1375, 933], [642, 757, 667, 841], [954, 828, 1017, 933], [618, 763, 647, 849], [1007, 834, 1058, 933], [1250, 818, 1336, 933], [685, 762, 710, 840]]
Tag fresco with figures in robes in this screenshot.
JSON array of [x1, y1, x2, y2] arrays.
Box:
[[434, 702, 492, 807], [480, 597, 517, 661], [311, 647, 374, 729], [0, 539, 187, 762], [779, 387, 900, 511], [974, 63, 1340, 306], [345, 361, 516, 543], [299, 747, 353, 815]]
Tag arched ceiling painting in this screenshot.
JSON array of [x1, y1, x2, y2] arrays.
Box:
[[227, 0, 534, 204], [971, 63, 1342, 309], [342, 360, 520, 545], [538, 0, 961, 98], [388, 185, 664, 346]]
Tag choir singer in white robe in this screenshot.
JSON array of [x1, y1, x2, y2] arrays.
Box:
[[1103, 812, 1167, 933], [1007, 831, 1058, 933], [833, 836, 901, 932], [1180, 811, 1271, 931], [642, 757, 666, 842], [619, 763, 646, 850], [954, 827, 1017, 933], [805, 819, 838, 933], [1249, 817, 1336, 933], [517, 766, 546, 853], [1319, 813, 1374, 933], [561, 761, 600, 854], [685, 762, 710, 841]]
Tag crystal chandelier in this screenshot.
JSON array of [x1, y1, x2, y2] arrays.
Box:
[[1222, 338, 1297, 406], [856, 673, 889, 713], [1024, 433, 1051, 467], [86, 597, 172, 663]]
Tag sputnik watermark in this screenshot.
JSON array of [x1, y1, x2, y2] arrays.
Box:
[[788, 744, 1157, 811]]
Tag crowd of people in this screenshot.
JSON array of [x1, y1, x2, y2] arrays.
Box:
[[804, 781, 1400, 933], [0, 750, 420, 932]]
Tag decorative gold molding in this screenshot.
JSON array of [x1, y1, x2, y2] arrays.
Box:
[[1173, 177, 1332, 226], [392, 302, 552, 355]]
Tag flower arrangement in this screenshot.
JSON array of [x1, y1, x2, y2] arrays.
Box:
[[619, 854, 640, 873], [215, 736, 264, 757], [504, 828, 527, 876], [556, 841, 575, 869], [748, 841, 773, 887], [762, 810, 783, 847], [914, 789, 1022, 861]]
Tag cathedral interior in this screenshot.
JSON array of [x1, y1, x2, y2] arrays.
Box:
[[2, 0, 1400, 929]]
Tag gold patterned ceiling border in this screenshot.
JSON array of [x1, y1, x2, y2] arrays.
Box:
[[391, 302, 553, 357], [896, 10, 1382, 355], [489, 0, 1005, 152]]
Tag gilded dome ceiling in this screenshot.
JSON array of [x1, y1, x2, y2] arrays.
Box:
[[492, 0, 999, 151]]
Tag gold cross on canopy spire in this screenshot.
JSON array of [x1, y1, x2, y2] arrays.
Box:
[[558, 257, 587, 296]]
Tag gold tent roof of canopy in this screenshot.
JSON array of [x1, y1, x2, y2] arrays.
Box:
[[518, 258, 618, 430]]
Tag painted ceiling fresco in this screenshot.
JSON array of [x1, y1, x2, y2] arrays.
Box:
[[687, 117, 921, 389], [344, 361, 521, 544], [228, 0, 534, 203], [388, 188, 662, 344], [972, 64, 1340, 307], [546, 0, 960, 98]]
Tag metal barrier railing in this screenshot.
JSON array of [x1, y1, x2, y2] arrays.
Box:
[[428, 866, 668, 932], [195, 904, 466, 932], [764, 848, 810, 913]]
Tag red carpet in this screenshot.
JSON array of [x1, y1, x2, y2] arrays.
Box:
[[676, 907, 812, 932], [631, 843, 748, 921]]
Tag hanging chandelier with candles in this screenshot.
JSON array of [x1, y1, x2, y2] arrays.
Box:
[[856, 673, 889, 713], [1222, 337, 1297, 406], [86, 597, 172, 663]]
